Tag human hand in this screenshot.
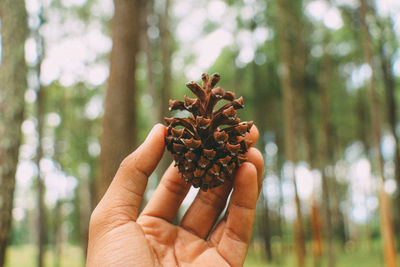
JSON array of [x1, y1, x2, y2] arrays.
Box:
[[87, 124, 264, 267]]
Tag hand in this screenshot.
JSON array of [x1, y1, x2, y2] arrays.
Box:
[[87, 124, 264, 267]]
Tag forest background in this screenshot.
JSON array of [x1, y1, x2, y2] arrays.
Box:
[[1, 0, 400, 266]]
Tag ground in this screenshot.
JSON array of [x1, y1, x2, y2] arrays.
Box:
[[5, 243, 394, 267]]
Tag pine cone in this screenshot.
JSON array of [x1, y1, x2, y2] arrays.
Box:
[[164, 73, 253, 191]]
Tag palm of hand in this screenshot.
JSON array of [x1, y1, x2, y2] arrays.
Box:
[[87, 125, 263, 267], [137, 216, 232, 267]]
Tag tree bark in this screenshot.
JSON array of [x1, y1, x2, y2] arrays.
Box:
[[35, 87, 46, 267], [359, 1, 397, 266], [252, 59, 272, 262], [319, 46, 336, 267], [53, 200, 63, 267], [159, 0, 172, 123], [376, 18, 400, 234], [79, 174, 91, 259], [311, 202, 323, 267], [33, 7, 46, 267], [291, 3, 313, 165], [97, 0, 144, 202], [142, 0, 158, 124], [0, 1, 28, 266], [157, 0, 173, 180], [276, 1, 306, 266]]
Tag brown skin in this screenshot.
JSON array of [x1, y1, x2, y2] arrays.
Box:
[[87, 124, 263, 267]]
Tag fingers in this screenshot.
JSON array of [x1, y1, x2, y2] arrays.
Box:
[[179, 180, 233, 238], [97, 124, 166, 222], [247, 124, 259, 146], [215, 163, 258, 266], [180, 147, 263, 239], [246, 148, 264, 194], [209, 148, 263, 246], [138, 162, 191, 223]]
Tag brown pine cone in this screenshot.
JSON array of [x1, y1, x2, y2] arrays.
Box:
[[164, 73, 253, 191]]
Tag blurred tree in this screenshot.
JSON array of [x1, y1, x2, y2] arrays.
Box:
[[52, 199, 63, 267], [143, 0, 158, 123], [158, 0, 173, 177], [359, 0, 397, 266], [376, 16, 400, 228], [289, 6, 327, 266], [34, 76, 46, 267], [252, 57, 272, 261], [32, 5, 46, 267], [290, 0, 315, 166], [159, 0, 172, 123], [318, 37, 336, 267], [276, 0, 307, 266], [311, 201, 323, 267], [97, 0, 144, 201], [0, 1, 28, 266]]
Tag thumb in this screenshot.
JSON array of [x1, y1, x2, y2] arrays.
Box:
[[98, 123, 166, 221]]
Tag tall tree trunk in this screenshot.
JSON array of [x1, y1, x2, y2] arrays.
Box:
[[35, 87, 46, 267], [356, 90, 373, 250], [52, 90, 66, 267], [157, 0, 173, 179], [79, 174, 91, 259], [319, 44, 336, 267], [34, 6, 46, 267], [142, 0, 158, 124], [359, 1, 397, 266], [53, 200, 63, 267], [277, 1, 306, 266], [377, 19, 400, 234], [252, 60, 272, 262], [291, 1, 312, 165], [258, 192, 272, 261], [159, 0, 172, 123], [0, 1, 28, 266], [276, 147, 286, 263], [291, 10, 325, 265], [97, 0, 143, 202], [311, 201, 323, 267]]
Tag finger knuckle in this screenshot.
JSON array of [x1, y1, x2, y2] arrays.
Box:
[[89, 206, 104, 228]]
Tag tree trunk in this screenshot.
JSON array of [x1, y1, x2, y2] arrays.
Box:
[[142, 0, 158, 124], [159, 0, 172, 123], [291, 3, 312, 165], [292, 12, 325, 266], [311, 202, 323, 267], [156, 0, 174, 182], [35, 87, 46, 267], [33, 7, 46, 266], [359, 0, 397, 266], [319, 45, 336, 267], [0, 1, 28, 266], [97, 0, 143, 202], [252, 60, 272, 262], [277, 1, 306, 266], [53, 200, 63, 267], [377, 19, 400, 235], [79, 174, 91, 259]]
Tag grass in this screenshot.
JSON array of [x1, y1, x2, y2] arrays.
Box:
[[5, 245, 84, 267], [244, 249, 385, 267], [244, 241, 389, 267], [4, 243, 395, 267]]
